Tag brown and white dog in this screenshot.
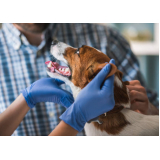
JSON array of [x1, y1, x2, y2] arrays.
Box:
[[46, 41, 159, 136]]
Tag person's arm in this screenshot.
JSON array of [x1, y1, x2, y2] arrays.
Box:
[[0, 78, 74, 136], [0, 94, 77, 136], [127, 80, 159, 115], [0, 94, 30, 136], [49, 121, 78, 136]]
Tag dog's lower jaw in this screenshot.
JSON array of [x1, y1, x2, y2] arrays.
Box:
[[47, 71, 81, 100]]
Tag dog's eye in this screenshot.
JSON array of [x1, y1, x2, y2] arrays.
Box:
[[75, 48, 80, 54], [76, 50, 79, 54]]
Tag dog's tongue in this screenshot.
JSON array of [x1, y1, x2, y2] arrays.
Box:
[[45, 61, 71, 76], [45, 61, 60, 72]]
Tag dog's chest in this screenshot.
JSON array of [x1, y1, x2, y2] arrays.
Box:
[[84, 109, 159, 136], [84, 123, 110, 136]]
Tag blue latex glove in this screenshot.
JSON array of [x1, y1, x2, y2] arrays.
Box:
[[22, 78, 74, 109], [60, 59, 115, 132]]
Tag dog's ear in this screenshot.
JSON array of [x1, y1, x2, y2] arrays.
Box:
[[117, 70, 123, 79], [85, 62, 117, 82]]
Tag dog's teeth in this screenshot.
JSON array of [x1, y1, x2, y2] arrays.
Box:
[[47, 61, 52, 68], [65, 68, 69, 72], [59, 68, 62, 71], [62, 68, 65, 71]]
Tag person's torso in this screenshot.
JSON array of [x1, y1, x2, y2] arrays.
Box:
[[1, 23, 131, 136]]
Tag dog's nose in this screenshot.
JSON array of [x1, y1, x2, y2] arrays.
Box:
[[51, 39, 59, 46]]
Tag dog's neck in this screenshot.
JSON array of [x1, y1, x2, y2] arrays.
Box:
[[47, 71, 81, 99], [69, 82, 81, 99], [60, 78, 81, 99]]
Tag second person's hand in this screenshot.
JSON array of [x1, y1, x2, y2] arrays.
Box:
[[22, 78, 74, 109], [126, 80, 159, 115]]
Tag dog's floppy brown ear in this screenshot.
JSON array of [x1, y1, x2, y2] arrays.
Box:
[[85, 62, 117, 82]]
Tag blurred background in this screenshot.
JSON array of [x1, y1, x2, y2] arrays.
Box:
[[0, 23, 159, 98], [104, 23, 159, 98]]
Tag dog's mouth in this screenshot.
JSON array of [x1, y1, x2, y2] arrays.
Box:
[[45, 60, 71, 77]]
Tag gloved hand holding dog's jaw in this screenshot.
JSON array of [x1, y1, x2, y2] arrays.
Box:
[[60, 59, 115, 132], [22, 78, 74, 109]]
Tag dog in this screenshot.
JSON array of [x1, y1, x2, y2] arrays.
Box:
[[46, 40, 159, 136]]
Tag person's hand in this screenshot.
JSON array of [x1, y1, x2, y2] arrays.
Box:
[[22, 78, 74, 109], [126, 80, 158, 115], [60, 59, 115, 132]]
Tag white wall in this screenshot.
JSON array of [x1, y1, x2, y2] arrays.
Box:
[[137, 55, 159, 97]]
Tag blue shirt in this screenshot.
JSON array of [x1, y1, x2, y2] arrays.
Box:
[[0, 23, 158, 136]]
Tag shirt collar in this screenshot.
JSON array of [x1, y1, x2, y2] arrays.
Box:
[[2, 23, 46, 52], [2, 23, 21, 50]]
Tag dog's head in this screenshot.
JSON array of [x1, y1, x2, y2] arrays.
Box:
[[46, 41, 130, 134], [47, 41, 130, 107]]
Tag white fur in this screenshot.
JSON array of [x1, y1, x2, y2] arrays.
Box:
[[124, 87, 130, 108], [95, 48, 101, 52], [50, 42, 72, 65], [114, 75, 123, 88], [47, 71, 81, 100], [114, 75, 130, 108]]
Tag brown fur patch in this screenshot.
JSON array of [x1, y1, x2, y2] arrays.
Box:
[[93, 110, 130, 135]]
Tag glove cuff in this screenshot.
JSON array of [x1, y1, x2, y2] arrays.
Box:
[[21, 89, 35, 109], [60, 103, 86, 132]]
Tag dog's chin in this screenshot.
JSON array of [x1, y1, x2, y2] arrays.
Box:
[[47, 70, 72, 85]]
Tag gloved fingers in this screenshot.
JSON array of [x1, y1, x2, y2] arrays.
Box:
[[87, 116, 99, 123], [60, 96, 74, 108], [101, 74, 114, 93], [54, 78, 65, 85], [67, 95, 74, 104], [109, 59, 115, 65], [61, 89, 74, 102], [90, 64, 111, 89]]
